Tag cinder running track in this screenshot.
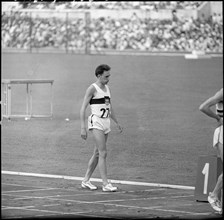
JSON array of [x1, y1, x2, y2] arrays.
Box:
[[1, 173, 221, 219]]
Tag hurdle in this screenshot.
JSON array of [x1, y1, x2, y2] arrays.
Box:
[[1, 79, 54, 119]]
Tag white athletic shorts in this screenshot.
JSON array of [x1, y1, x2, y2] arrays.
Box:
[[213, 125, 223, 147], [88, 114, 111, 134]]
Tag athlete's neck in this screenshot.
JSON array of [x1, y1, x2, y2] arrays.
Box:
[[95, 81, 106, 90]]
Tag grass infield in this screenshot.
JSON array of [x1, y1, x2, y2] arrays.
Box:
[[1, 53, 223, 187]]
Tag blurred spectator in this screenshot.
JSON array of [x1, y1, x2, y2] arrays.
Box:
[[172, 10, 179, 22]]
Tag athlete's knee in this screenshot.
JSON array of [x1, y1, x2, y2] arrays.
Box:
[[93, 148, 99, 158]]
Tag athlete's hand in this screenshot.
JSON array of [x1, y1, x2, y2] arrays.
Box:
[[81, 128, 87, 140], [117, 124, 123, 133]]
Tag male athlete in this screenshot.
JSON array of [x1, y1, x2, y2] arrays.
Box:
[[80, 64, 123, 192], [199, 88, 223, 214]]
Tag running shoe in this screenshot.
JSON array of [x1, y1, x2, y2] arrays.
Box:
[[102, 183, 118, 192], [208, 192, 222, 212], [81, 181, 97, 190]]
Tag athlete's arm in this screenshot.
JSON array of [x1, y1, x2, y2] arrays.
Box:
[[110, 103, 123, 133], [109, 88, 123, 133], [199, 88, 223, 123], [80, 85, 95, 140]]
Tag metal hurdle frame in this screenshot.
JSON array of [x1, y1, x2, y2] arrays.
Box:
[[1, 79, 54, 119]]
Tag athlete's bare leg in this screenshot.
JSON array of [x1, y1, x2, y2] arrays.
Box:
[[92, 129, 109, 186], [83, 146, 99, 182], [211, 143, 223, 201]]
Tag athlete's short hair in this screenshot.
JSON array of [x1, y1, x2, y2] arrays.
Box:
[[95, 64, 111, 77]]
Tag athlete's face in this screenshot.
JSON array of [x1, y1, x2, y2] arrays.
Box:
[[100, 71, 110, 84]]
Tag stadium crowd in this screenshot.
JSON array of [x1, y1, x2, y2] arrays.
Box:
[[20, 1, 204, 10], [89, 13, 222, 52], [1, 2, 223, 53]]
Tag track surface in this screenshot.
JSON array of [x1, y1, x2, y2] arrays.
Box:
[[2, 174, 221, 219]]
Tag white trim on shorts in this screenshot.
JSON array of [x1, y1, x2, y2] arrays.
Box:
[[88, 114, 111, 134], [213, 125, 223, 147]]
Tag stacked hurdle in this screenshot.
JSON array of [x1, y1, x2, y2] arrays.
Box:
[[1, 79, 54, 119]]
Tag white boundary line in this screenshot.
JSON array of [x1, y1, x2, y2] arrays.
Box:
[[2, 170, 195, 190], [90, 50, 223, 58]]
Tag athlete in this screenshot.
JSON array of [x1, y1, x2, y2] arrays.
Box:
[[199, 88, 223, 214], [80, 64, 123, 192]]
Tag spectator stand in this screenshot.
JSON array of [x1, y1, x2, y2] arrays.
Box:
[[1, 1, 222, 55]]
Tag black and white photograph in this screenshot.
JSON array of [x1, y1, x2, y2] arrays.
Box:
[[1, 1, 223, 219]]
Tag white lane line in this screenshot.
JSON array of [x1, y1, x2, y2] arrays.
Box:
[[2, 186, 169, 198], [2, 206, 118, 219], [2, 206, 87, 215], [42, 196, 208, 216], [42, 204, 61, 207], [2, 170, 195, 190], [2, 206, 35, 210], [89, 195, 194, 203], [3, 188, 60, 193], [1, 191, 130, 199], [2, 194, 61, 200], [2, 183, 85, 193], [2, 193, 210, 217], [2, 204, 61, 210], [1, 183, 48, 188], [2, 190, 192, 202]]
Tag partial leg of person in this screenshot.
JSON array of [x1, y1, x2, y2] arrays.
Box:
[[81, 146, 99, 190], [83, 146, 99, 182], [92, 129, 117, 191], [212, 143, 223, 199], [208, 142, 223, 212], [92, 129, 108, 185]]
